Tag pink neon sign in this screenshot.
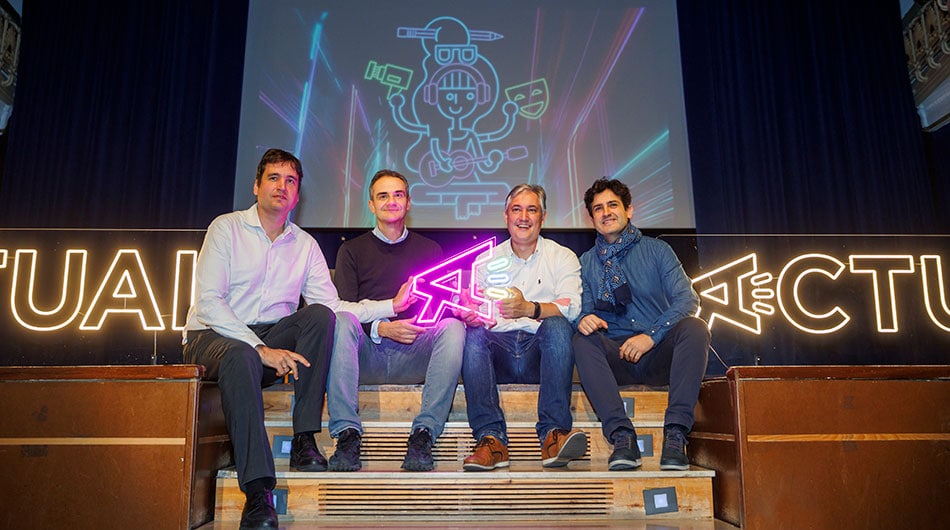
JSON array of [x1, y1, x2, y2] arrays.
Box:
[[410, 238, 497, 325]]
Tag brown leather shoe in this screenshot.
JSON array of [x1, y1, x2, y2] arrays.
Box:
[[541, 428, 588, 468], [463, 435, 510, 471]]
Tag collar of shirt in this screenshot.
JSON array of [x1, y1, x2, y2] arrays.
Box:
[[242, 203, 295, 242], [506, 235, 543, 264], [372, 224, 409, 244]]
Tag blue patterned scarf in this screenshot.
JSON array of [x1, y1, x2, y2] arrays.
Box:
[[595, 222, 639, 309]]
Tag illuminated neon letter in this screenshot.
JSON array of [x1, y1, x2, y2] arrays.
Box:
[[691, 253, 774, 334], [411, 238, 496, 325], [849, 255, 915, 333], [777, 254, 850, 334], [79, 249, 165, 330], [921, 255, 950, 332], [10, 249, 88, 331], [172, 250, 197, 330]]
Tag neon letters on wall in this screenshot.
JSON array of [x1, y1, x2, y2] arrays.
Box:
[[692, 252, 950, 335], [1, 242, 948, 337]]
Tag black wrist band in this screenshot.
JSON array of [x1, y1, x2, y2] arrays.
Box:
[[531, 301, 541, 319]]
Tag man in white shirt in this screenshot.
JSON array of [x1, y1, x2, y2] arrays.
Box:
[[456, 184, 588, 471], [183, 149, 412, 529]]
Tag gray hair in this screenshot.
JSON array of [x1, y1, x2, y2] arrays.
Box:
[[504, 184, 547, 213]]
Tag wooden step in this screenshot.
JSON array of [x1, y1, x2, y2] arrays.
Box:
[[263, 383, 671, 424], [265, 422, 666, 465], [213, 462, 715, 522], [215, 383, 714, 523], [263, 384, 671, 464]]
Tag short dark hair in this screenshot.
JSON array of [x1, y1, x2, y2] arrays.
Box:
[[505, 183, 547, 213], [583, 177, 631, 217], [256, 148, 303, 185], [369, 169, 409, 196]]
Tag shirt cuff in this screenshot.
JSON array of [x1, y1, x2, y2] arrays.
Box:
[[370, 318, 388, 344]]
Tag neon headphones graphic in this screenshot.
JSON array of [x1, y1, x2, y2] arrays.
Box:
[[423, 63, 491, 106]]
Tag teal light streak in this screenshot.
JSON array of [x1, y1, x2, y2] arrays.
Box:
[[614, 129, 669, 179], [295, 12, 328, 155]]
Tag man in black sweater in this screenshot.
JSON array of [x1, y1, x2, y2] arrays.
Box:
[[325, 169, 465, 471]]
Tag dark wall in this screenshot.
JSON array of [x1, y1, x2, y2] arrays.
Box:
[[678, 0, 940, 234]]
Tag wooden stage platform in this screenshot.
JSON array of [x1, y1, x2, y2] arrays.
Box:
[[1, 364, 947, 528]]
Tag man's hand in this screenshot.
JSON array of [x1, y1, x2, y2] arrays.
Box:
[[497, 286, 531, 320], [619, 334, 655, 363], [378, 319, 427, 344], [577, 314, 609, 336], [257, 345, 311, 380], [392, 277, 418, 314], [454, 287, 496, 328]]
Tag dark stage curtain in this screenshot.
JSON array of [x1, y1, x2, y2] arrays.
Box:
[[677, 1, 946, 370], [677, 0, 940, 234], [0, 0, 247, 228]]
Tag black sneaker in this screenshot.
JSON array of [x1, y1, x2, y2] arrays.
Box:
[[289, 432, 328, 472], [239, 489, 278, 529], [607, 429, 642, 471], [660, 425, 690, 470], [401, 428, 434, 471], [328, 428, 362, 471]]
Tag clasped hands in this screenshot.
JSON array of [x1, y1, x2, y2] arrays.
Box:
[[577, 314, 655, 363], [453, 286, 536, 328]]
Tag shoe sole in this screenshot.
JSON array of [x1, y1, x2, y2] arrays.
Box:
[[462, 460, 510, 471], [660, 462, 690, 471], [608, 458, 642, 471], [328, 462, 362, 472], [240, 522, 278, 530], [240, 521, 278, 530], [401, 462, 435, 472], [292, 462, 328, 472], [541, 431, 589, 468]]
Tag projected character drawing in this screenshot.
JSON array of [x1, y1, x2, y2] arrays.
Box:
[[505, 78, 549, 120], [384, 16, 528, 220]]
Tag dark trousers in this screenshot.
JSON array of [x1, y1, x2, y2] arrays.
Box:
[[183, 304, 335, 491], [572, 316, 710, 441]]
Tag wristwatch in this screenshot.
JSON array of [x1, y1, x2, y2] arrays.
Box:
[[531, 301, 541, 319]]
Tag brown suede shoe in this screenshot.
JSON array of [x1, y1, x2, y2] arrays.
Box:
[[541, 428, 588, 468], [463, 435, 510, 471]]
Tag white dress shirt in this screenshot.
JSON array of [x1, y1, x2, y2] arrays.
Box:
[[476, 236, 582, 334], [183, 204, 394, 347]]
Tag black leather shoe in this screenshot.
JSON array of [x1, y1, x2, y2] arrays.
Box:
[[240, 489, 278, 529], [290, 431, 328, 471], [659, 425, 690, 471]]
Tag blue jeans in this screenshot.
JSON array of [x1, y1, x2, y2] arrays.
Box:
[[461, 316, 576, 444], [327, 312, 465, 440]]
